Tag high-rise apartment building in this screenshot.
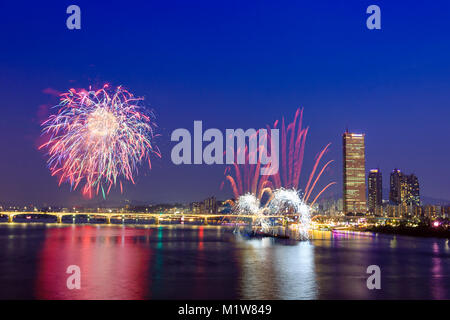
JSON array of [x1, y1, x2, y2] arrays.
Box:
[[390, 169, 420, 206], [203, 196, 217, 214], [389, 169, 403, 205], [405, 174, 420, 206], [342, 131, 367, 214], [368, 169, 382, 214]]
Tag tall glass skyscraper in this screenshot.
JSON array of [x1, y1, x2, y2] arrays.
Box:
[[342, 131, 367, 214]]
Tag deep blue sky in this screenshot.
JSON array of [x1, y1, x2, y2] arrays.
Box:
[[0, 1, 449, 206]]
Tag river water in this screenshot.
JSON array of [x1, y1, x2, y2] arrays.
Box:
[[0, 224, 448, 299]]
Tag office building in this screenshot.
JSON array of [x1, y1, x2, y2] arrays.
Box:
[[368, 169, 382, 214], [343, 131, 367, 214]]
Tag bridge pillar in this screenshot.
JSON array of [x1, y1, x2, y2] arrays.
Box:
[[155, 216, 160, 225], [57, 215, 62, 223], [8, 215, 14, 223], [204, 217, 208, 225], [106, 216, 111, 224]]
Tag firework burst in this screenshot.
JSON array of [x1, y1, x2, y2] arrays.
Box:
[[223, 108, 335, 206], [40, 84, 160, 198], [235, 193, 261, 215], [271, 108, 335, 206], [222, 140, 273, 201], [234, 193, 271, 231], [268, 188, 311, 239], [223, 108, 334, 238]]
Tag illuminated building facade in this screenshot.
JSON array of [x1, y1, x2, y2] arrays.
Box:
[[368, 169, 382, 214], [191, 202, 202, 214], [342, 131, 367, 214], [203, 196, 217, 214], [390, 169, 403, 205], [390, 169, 420, 206], [405, 174, 420, 206]]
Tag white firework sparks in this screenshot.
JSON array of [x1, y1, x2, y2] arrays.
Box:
[[234, 193, 270, 231], [233, 188, 312, 238], [268, 188, 311, 239], [235, 193, 260, 215]]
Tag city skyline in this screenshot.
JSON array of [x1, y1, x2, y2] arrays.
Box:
[[1, 1, 449, 206], [0, 124, 447, 208]]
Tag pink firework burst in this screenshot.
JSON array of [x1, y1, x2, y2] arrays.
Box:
[[40, 84, 160, 198], [223, 108, 335, 206]]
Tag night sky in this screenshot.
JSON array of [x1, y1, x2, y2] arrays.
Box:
[[0, 1, 449, 206]]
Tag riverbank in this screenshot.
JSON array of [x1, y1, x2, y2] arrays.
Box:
[[364, 225, 450, 239]]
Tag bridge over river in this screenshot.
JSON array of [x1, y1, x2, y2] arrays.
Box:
[[0, 212, 296, 225]]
